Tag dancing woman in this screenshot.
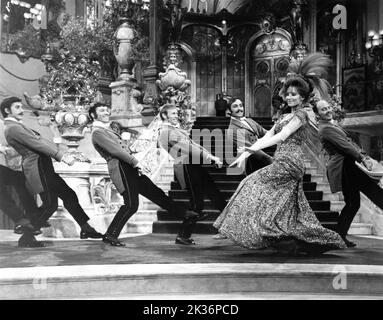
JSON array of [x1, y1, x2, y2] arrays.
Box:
[[213, 53, 346, 255]]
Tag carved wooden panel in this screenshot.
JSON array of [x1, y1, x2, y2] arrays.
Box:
[[249, 31, 291, 117]]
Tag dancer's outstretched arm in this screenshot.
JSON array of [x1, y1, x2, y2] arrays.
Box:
[[260, 123, 276, 140], [231, 115, 303, 168], [246, 116, 302, 152]]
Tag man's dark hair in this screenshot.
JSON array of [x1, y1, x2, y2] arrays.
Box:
[[88, 102, 110, 122], [159, 104, 178, 121], [312, 103, 318, 114], [226, 97, 242, 111], [0, 97, 21, 118]]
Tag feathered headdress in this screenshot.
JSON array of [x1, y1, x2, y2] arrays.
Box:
[[285, 52, 332, 101]]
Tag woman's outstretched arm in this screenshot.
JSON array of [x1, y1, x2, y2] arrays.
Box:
[[230, 114, 305, 168], [246, 116, 303, 152]]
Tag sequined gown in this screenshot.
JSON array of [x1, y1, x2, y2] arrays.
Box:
[[214, 108, 346, 251]]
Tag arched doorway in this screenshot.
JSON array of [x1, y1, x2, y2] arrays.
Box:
[[245, 28, 292, 117]]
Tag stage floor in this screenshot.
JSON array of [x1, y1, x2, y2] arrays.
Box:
[[1, 232, 383, 268]]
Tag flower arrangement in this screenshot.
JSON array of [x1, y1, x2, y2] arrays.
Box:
[[38, 0, 150, 103], [39, 48, 100, 105]]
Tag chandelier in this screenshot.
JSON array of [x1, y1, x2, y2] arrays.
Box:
[[365, 29, 383, 73], [8, 0, 44, 21]]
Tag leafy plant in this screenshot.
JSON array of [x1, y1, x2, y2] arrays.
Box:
[[103, 0, 150, 63], [9, 24, 44, 59], [40, 47, 100, 104]]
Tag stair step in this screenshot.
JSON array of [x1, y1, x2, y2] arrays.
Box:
[[169, 189, 323, 200], [152, 220, 339, 234], [2, 262, 382, 299], [349, 223, 373, 235], [126, 221, 153, 233], [330, 201, 346, 212], [157, 209, 338, 222], [153, 221, 216, 234], [322, 192, 343, 201], [170, 199, 330, 211], [127, 210, 157, 222], [170, 181, 318, 190], [167, 173, 311, 184]]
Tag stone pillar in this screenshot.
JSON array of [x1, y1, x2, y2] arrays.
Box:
[[308, 0, 317, 52], [44, 162, 93, 238], [109, 79, 144, 131], [142, 0, 162, 121], [221, 36, 228, 94], [336, 32, 343, 97], [64, 0, 76, 16], [142, 65, 160, 121]]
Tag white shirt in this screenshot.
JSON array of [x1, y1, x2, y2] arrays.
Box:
[[231, 116, 253, 131], [4, 117, 21, 123], [162, 121, 180, 129], [92, 120, 111, 129]]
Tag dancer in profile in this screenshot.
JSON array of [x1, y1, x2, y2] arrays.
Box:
[[158, 104, 227, 223], [226, 97, 272, 175], [2, 97, 102, 247], [89, 102, 198, 246], [214, 53, 346, 255], [315, 99, 383, 247]]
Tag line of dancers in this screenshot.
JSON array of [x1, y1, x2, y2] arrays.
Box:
[[1, 52, 383, 255]]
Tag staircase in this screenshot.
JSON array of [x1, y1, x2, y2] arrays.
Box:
[[304, 154, 373, 236], [152, 116, 356, 235]]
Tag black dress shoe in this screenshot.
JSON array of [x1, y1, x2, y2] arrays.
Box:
[[341, 235, 356, 248], [33, 228, 43, 236], [175, 236, 195, 245], [102, 234, 126, 246], [186, 238, 196, 245], [80, 227, 103, 239], [18, 234, 45, 248], [14, 223, 41, 235], [14, 225, 24, 235]]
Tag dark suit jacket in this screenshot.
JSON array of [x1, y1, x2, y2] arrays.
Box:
[[318, 120, 364, 193], [227, 117, 273, 166], [158, 123, 213, 189], [4, 119, 64, 194], [91, 125, 139, 194]]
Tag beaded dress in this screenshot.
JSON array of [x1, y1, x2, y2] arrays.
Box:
[[214, 107, 346, 252]]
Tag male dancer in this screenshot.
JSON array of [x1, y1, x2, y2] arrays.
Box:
[[89, 102, 198, 246], [158, 104, 227, 223], [316, 99, 383, 247], [1, 118, 44, 236], [1, 97, 102, 247], [226, 98, 272, 174], [0, 156, 42, 236]]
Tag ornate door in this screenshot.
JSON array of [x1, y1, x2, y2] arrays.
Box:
[[245, 29, 292, 117]]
